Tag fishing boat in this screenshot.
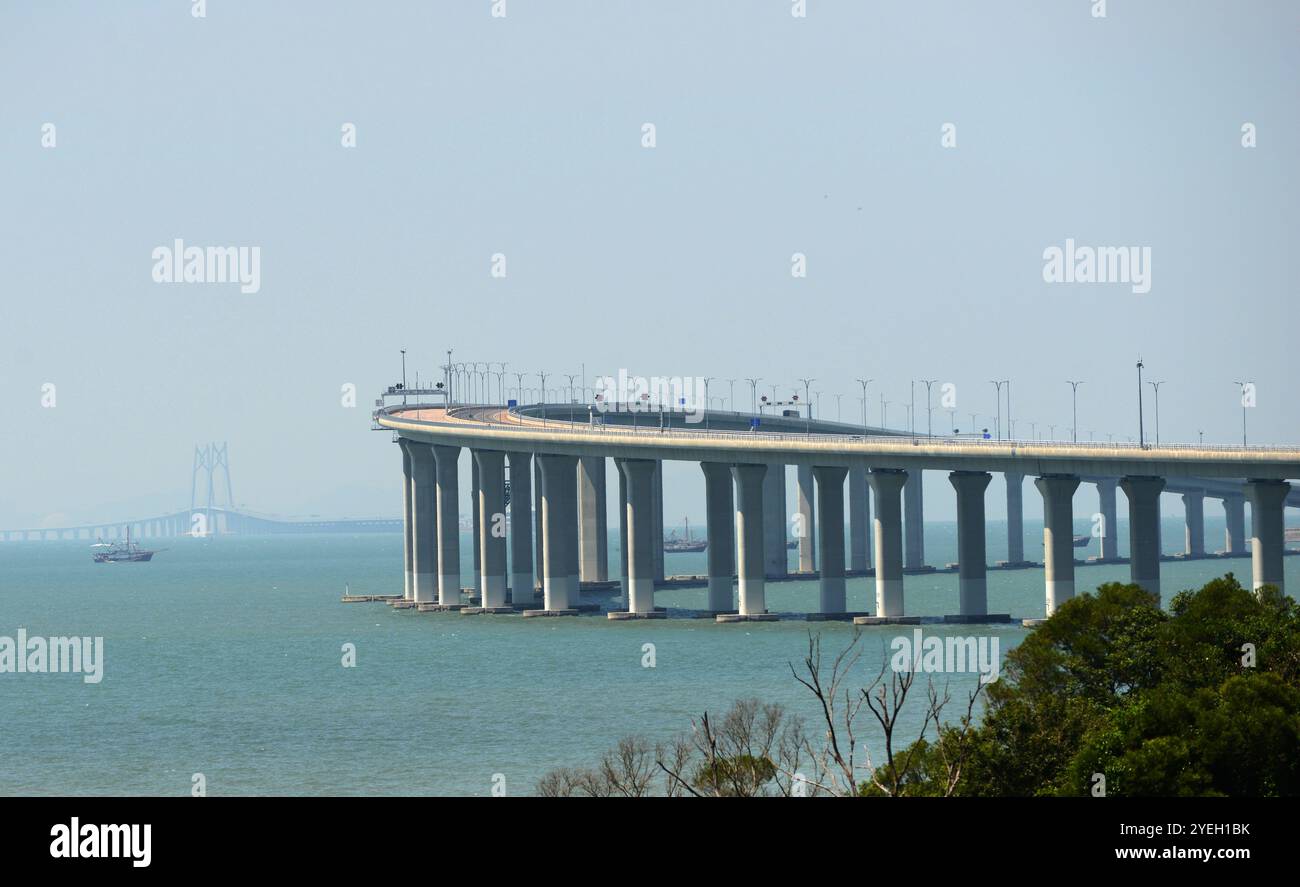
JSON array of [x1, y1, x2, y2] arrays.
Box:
[[1072, 534, 1092, 548], [663, 517, 707, 553], [92, 526, 159, 563]]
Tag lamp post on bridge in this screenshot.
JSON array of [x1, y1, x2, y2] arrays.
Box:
[[1136, 358, 1146, 449], [1232, 380, 1251, 447], [1067, 380, 1085, 443], [538, 371, 549, 426], [856, 378, 873, 433], [920, 379, 938, 438], [989, 379, 1007, 441], [1147, 380, 1165, 446], [745, 378, 761, 416], [703, 377, 716, 430], [726, 378, 736, 412], [798, 378, 815, 431], [400, 349, 407, 405]]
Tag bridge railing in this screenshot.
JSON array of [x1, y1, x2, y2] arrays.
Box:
[[379, 404, 1299, 456]]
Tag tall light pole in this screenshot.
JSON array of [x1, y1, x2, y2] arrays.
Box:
[[564, 373, 578, 405], [703, 377, 716, 430], [1136, 359, 1146, 448], [855, 378, 873, 432], [444, 349, 453, 401], [1147, 380, 1165, 446], [798, 378, 815, 431], [513, 371, 526, 403], [834, 393, 843, 421], [882, 399, 891, 429], [726, 379, 736, 412], [1233, 380, 1250, 446], [1005, 380, 1012, 440], [989, 380, 1006, 441], [538, 371, 549, 426], [1066, 380, 1084, 443], [921, 379, 938, 438], [745, 378, 761, 416], [400, 349, 407, 405]]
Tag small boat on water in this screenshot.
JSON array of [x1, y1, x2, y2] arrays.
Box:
[[92, 526, 160, 563], [664, 517, 707, 553], [1072, 534, 1092, 548]]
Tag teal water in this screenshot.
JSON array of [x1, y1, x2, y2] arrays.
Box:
[[1, 521, 1294, 796]]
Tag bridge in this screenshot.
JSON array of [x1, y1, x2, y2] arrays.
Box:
[[0, 442, 402, 542], [376, 397, 1300, 623]]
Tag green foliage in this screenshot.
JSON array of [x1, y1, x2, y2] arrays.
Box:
[[956, 573, 1300, 797]]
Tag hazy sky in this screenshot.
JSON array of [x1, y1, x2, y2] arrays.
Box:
[[1, 1, 1296, 528]]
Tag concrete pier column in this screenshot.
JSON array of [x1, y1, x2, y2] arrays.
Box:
[[732, 464, 768, 616], [1246, 479, 1290, 594], [578, 456, 609, 582], [796, 464, 817, 572], [506, 452, 535, 605], [618, 465, 628, 600], [533, 457, 544, 583], [408, 443, 439, 602], [868, 470, 907, 617], [432, 444, 462, 605], [848, 465, 872, 571], [762, 463, 788, 577], [949, 471, 992, 616], [1182, 488, 1205, 557], [1223, 493, 1247, 555], [813, 466, 848, 613], [652, 460, 665, 582], [618, 459, 658, 614], [538, 454, 579, 610], [1120, 476, 1165, 600], [1095, 478, 1119, 560], [904, 470, 925, 569], [1005, 472, 1024, 563], [1035, 474, 1080, 616], [474, 450, 508, 608], [399, 440, 415, 600], [471, 458, 482, 595], [701, 462, 735, 612]]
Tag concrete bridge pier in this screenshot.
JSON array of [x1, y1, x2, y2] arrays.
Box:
[[701, 462, 735, 613], [399, 440, 415, 600], [1036, 474, 1080, 616], [473, 451, 509, 609], [813, 466, 848, 614], [950, 471, 992, 617], [533, 458, 544, 585], [651, 460, 665, 582], [1005, 472, 1025, 564], [1121, 476, 1165, 600], [1246, 479, 1290, 594], [1223, 492, 1247, 555], [538, 453, 579, 612], [904, 470, 925, 570], [578, 456, 608, 582], [1095, 478, 1120, 560], [408, 442, 438, 603], [1182, 488, 1205, 557], [617, 465, 628, 600], [471, 457, 481, 596], [848, 465, 872, 571], [732, 464, 768, 616], [868, 469, 907, 617], [762, 463, 788, 577], [433, 444, 462, 606], [614, 459, 659, 617], [506, 452, 535, 605], [796, 465, 816, 572]]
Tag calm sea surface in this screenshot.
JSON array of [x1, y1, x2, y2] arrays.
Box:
[[2, 516, 1294, 796]]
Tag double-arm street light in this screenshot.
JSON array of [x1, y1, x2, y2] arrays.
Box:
[[1066, 380, 1085, 443]]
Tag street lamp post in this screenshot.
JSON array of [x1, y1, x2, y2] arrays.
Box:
[[538, 371, 549, 426], [745, 378, 762, 416], [1147, 380, 1165, 446], [989, 380, 1006, 441], [855, 378, 873, 433], [1136, 359, 1146, 448], [1232, 380, 1250, 446], [1067, 380, 1084, 443], [400, 349, 407, 405], [921, 379, 938, 438], [798, 378, 815, 431]]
